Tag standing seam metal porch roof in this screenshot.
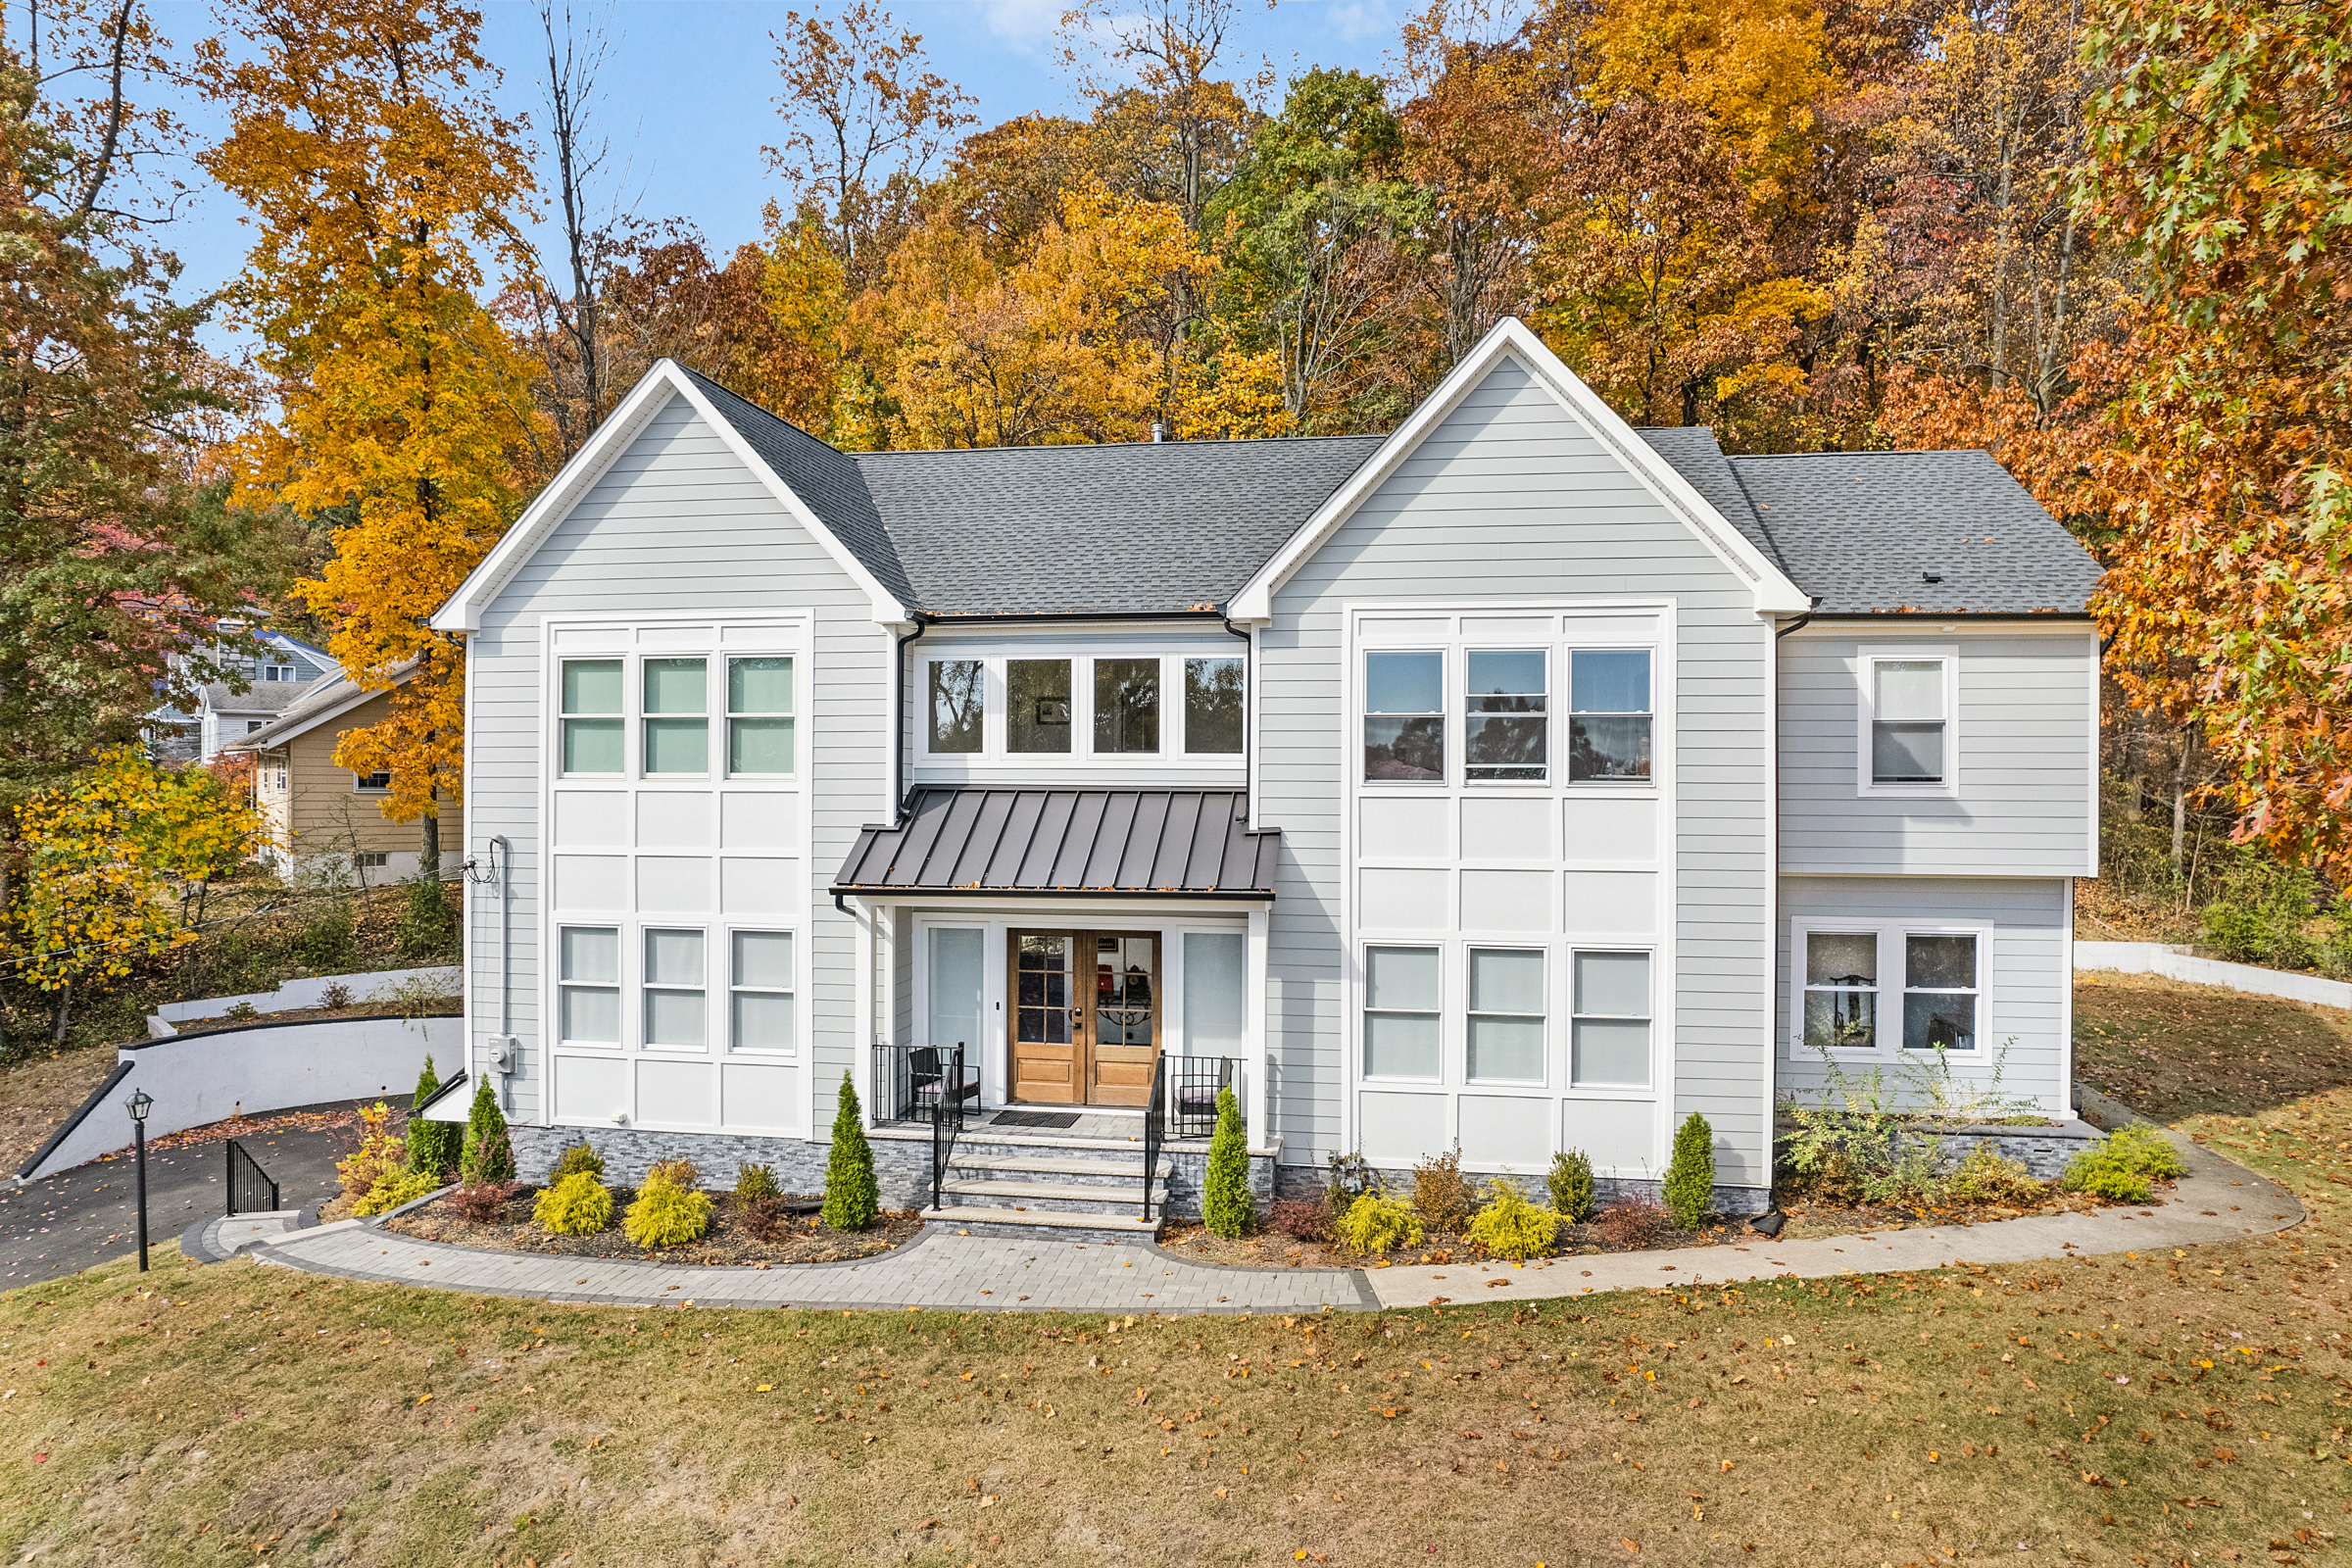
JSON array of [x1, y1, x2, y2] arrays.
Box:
[[832, 789, 1279, 899]]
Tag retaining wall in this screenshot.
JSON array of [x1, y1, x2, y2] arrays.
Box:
[[148, 965, 461, 1037], [2075, 941, 2351, 1010]]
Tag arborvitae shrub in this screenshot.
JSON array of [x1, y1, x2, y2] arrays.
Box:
[[461, 1080, 515, 1184], [405, 1055, 461, 1177], [1662, 1112, 1716, 1230], [1466, 1178, 1560, 1260], [534, 1171, 614, 1234], [734, 1162, 782, 1202], [1200, 1086, 1255, 1237], [550, 1140, 606, 1183], [822, 1073, 880, 1232], [1548, 1148, 1596, 1223]]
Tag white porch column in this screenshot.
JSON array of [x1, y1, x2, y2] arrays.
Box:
[[851, 896, 875, 1129], [1245, 905, 1270, 1145]]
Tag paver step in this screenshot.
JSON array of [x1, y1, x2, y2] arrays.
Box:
[[948, 1153, 1152, 1185], [923, 1204, 1161, 1239], [939, 1178, 1156, 1215]]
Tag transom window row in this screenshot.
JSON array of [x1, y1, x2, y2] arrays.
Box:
[[561, 655, 795, 778], [1364, 648, 1652, 785], [926, 655, 1244, 758], [558, 923, 797, 1053], [1361, 944, 1652, 1088]]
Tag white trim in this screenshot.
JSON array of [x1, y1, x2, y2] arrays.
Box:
[[2058, 879, 2076, 1106], [430, 365, 909, 632], [910, 643, 1250, 776], [1787, 915, 1994, 1061], [1854, 645, 1960, 800], [2082, 628, 2102, 877], [1229, 318, 1810, 620]]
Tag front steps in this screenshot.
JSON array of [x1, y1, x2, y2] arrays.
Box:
[[874, 1123, 1182, 1242]]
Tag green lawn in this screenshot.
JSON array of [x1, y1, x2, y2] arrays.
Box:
[[0, 973, 2345, 1566]]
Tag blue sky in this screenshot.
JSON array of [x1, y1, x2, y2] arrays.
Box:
[[137, 0, 1408, 345]]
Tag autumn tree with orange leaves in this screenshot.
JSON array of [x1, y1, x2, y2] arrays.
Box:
[[199, 0, 542, 876]]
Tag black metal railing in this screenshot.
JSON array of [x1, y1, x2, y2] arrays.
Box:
[[1167, 1056, 1242, 1141], [929, 1043, 974, 1211], [1141, 1055, 1166, 1222], [225, 1139, 278, 1216], [870, 1043, 980, 1126]]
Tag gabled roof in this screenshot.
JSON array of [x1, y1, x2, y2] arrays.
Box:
[[204, 678, 328, 717], [224, 663, 414, 753], [855, 437, 1384, 616], [833, 788, 1279, 900], [1725, 449, 2101, 616]]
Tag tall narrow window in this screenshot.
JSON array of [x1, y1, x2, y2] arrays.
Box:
[[1183, 932, 1246, 1056], [1802, 932, 1879, 1052], [1007, 660, 1072, 753], [558, 926, 619, 1044], [726, 657, 794, 775], [1568, 650, 1651, 781], [560, 659, 623, 776], [1363, 651, 1443, 781], [643, 928, 707, 1048], [1185, 658, 1245, 754], [1903, 934, 1978, 1050], [928, 927, 984, 1053], [729, 930, 795, 1052], [1571, 950, 1650, 1086], [928, 660, 984, 754], [1465, 650, 1546, 782], [1094, 658, 1160, 753], [642, 658, 709, 775], [1362, 946, 1441, 1078], [1871, 660, 1947, 784], [1466, 947, 1545, 1082]]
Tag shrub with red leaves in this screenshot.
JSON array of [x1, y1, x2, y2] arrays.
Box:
[[1270, 1197, 1330, 1243], [446, 1180, 520, 1223]]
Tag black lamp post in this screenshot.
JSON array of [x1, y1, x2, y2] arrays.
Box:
[[125, 1088, 153, 1272]]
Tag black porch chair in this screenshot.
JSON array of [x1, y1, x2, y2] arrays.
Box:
[[910, 1045, 980, 1112], [1172, 1056, 1235, 1140]]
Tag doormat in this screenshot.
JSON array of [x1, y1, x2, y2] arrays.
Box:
[[991, 1110, 1082, 1130]]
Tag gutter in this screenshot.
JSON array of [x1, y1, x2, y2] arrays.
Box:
[[889, 613, 934, 830]]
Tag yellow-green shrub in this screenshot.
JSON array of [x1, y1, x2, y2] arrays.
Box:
[[1336, 1191, 1423, 1256], [534, 1171, 614, 1234], [624, 1171, 713, 1247], [354, 1167, 438, 1217], [2063, 1123, 2187, 1203], [1466, 1178, 1559, 1260]]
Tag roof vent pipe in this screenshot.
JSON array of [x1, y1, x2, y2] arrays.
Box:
[[1151, 421, 1164, 444]]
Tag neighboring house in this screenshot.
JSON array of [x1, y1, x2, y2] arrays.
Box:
[[225, 667, 428, 884], [148, 625, 341, 763], [424, 318, 2102, 1233]]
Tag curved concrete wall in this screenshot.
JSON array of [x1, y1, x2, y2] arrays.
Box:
[[19, 1014, 459, 1183]]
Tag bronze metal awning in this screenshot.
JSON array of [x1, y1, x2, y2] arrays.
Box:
[[831, 789, 1279, 901]]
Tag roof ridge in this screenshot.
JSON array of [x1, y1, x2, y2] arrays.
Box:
[[851, 431, 1390, 460], [1727, 448, 1993, 460]]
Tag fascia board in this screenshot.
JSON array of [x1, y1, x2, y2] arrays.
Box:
[[1230, 318, 1811, 619], [429, 362, 910, 632], [223, 675, 398, 752]]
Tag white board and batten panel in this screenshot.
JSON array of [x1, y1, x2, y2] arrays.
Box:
[[1259, 352, 1777, 1192], [540, 614, 813, 1139], [1347, 601, 1675, 1178]]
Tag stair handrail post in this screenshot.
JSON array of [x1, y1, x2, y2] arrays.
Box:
[[1143, 1054, 1166, 1222]]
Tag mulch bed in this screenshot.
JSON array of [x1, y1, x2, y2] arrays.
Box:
[[384, 1187, 925, 1267], [1769, 1185, 2128, 1241]]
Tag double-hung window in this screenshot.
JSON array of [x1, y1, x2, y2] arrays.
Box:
[[558, 926, 620, 1045], [1801, 932, 1880, 1052], [643, 659, 709, 775], [1862, 654, 1952, 790], [729, 930, 795, 1052], [1362, 946, 1441, 1078], [1903, 934, 1978, 1051], [1571, 951, 1651, 1086], [1466, 947, 1544, 1082], [1364, 652, 1444, 782], [726, 657, 794, 774], [1796, 923, 1983, 1055], [643, 928, 706, 1048], [561, 659, 624, 775], [1568, 650, 1651, 781], [1465, 651, 1546, 782]]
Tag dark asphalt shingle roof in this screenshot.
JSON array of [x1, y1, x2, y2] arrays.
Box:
[[1632, 426, 1794, 580], [852, 436, 1385, 616], [1726, 449, 2102, 615], [833, 788, 1280, 897]]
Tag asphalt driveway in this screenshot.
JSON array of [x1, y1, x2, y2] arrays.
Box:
[[0, 1104, 359, 1287]]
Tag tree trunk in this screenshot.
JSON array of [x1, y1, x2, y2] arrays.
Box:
[[420, 796, 441, 881], [49, 983, 70, 1048], [2171, 726, 2198, 881]]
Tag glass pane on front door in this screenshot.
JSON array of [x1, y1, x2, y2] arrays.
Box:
[[1094, 936, 1155, 1045], [1015, 935, 1072, 1044]]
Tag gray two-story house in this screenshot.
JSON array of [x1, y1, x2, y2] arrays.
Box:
[[425, 318, 2101, 1232]]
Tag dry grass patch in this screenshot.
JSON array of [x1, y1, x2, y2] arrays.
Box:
[[2075, 972, 2352, 1122], [0, 1049, 122, 1171]]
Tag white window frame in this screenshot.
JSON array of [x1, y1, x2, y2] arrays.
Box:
[[353, 769, 391, 793], [1464, 944, 1547, 1086], [912, 643, 1254, 768], [721, 655, 797, 778], [1360, 647, 1447, 788], [1180, 654, 1248, 758], [1787, 917, 1991, 1060], [1462, 648, 1550, 788], [639, 924, 710, 1053], [1359, 942, 1445, 1084], [1567, 946, 1654, 1090], [556, 922, 624, 1052], [1855, 646, 1959, 799], [724, 924, 798, 1055]]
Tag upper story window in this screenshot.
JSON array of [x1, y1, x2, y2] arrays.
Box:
[[1568, 650, 1650, 781], [1465, 650, 1545, 782], [1364, 651, 1443, 781], [560, 652, 797, 780], [1858, 650, 1955, 795], [920, 649, 1247, 762], [262, 662, 298, 682]]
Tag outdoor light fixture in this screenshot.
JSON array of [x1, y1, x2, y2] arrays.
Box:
[[124, 1088, 155, 1271], [1748, 1210, 1786, 1239]]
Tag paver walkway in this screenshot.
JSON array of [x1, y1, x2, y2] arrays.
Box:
[[243, 1089, 2299, 1314]]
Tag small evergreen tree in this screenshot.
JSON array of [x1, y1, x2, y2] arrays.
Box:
[[1662, 1112, 1716, 1230], [1547, 1147, 1595, 1223], [1201, 1085, 1255, 1237], [405, 1054, 460, 1176], [460, 1078, 515, 1184], [822, 1072, 880, 1231]]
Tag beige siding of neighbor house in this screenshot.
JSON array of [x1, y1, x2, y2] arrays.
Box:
[[253, 686, 422, 864]]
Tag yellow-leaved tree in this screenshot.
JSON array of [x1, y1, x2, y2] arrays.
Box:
[[198, 0, 542, 875]]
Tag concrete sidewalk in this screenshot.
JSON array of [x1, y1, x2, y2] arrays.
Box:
[[242, 1090, 2298, 1314]]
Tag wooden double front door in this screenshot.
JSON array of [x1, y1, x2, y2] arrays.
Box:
[[1010, 930, 1160, 1106]]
